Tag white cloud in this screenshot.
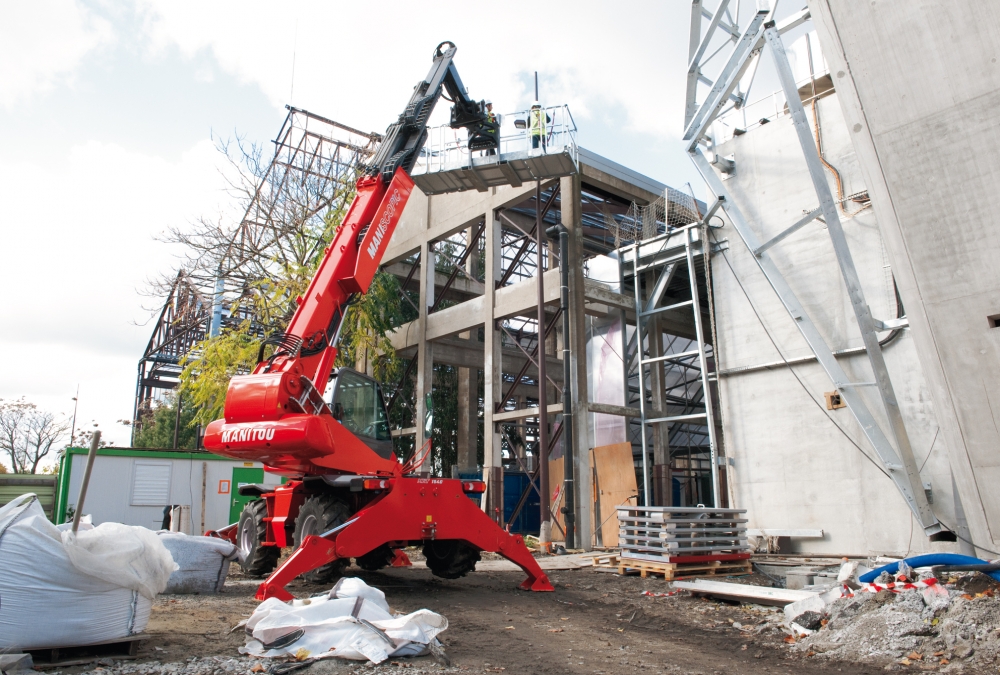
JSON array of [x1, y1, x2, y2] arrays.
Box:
[[0, 138, 235, 446], [134, 0, 690, 141], [0, 0, 113, 108]]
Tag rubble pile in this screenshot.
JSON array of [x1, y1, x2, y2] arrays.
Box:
[[790, 572, 1000, 669], [68, 656, 468, 675]]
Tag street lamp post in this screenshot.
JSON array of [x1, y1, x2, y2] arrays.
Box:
[[70, 385, 79, 447]]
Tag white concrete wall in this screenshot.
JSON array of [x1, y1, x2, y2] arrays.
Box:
[[65, 454, 280, 533], [808, 0, 1000, 555], [711, 93, 963, 555]]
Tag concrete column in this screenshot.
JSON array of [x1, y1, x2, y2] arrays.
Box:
[[456, 223, 480, 472], [415, 240, 435, 456], [561, 172, 592, 549], [482, 213, 504, 520]]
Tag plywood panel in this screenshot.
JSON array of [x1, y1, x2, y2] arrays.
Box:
[[591, 442, 639, 547], [548, 458, 565, 541]]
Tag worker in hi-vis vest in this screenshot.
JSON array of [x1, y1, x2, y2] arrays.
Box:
[[529, 102, 550, 150], [485, 100, 499, 156]]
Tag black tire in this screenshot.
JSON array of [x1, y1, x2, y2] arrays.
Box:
[[293, 494, 352, 583], [422, 540, 481, 579], [356, 544, 395, 572], [238, 499, 280, 577]]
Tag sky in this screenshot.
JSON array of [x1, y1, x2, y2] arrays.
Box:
[[0, 0, 765, 450]]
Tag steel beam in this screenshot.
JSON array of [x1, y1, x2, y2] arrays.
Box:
[[683, 8, 768, 146]]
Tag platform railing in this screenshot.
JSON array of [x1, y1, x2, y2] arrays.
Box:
[[414, 104, 577, 174]]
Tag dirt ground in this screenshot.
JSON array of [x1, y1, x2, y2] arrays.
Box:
[[121, 561, 901, 675]]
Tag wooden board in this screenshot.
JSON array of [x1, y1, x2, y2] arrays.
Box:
[[28, 635, 144, 668], [591, 442, 639, 548], [548, 457, 565, 540], [591, 554, 752, 581]]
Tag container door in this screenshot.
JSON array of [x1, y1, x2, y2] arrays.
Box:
[[229, 467, 265, 523]]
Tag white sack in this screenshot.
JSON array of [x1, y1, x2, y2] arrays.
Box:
[[61, 522, 177, 601], [0, 495, 166, 650], [240, 578, 447, 664], [157, 532, 240, 594]]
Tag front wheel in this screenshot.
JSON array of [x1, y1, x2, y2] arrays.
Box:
[[293, 494, 352, 583], [423, 540, 481, 579], [238, 499, 279, 577]]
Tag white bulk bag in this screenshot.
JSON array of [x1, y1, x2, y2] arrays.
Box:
[[156, 532, 240, 594], [0, 494, 176, 650]]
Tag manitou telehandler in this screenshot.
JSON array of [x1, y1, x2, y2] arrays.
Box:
[[204, 42, 553, 601]]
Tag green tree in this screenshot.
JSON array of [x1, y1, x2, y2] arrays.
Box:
[[133, 395, 199, 449]]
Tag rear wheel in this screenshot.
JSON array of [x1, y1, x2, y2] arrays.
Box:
[[294, 494, 352, 583], [422, 540, 481, 579], [356, 544, 396, 571], [238, 499, 280, 577]]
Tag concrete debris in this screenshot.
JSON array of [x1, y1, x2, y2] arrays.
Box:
[[787, 572, 1000, 669], [0, 653, 34, 674]]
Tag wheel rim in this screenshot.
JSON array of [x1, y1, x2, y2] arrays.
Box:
[[239, 517, 255, 555], [299, 514, 318, 545]]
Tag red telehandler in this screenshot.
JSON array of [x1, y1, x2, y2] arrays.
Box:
[[203, 42, 553, 601]]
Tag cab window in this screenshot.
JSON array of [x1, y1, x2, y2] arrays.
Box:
[[330, 370, 391, 441]]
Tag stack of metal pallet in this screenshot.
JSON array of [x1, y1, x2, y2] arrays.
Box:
[[601, 505, 752, 580]]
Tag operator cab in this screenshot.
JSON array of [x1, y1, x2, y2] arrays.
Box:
[[326, 368, 394, 459]]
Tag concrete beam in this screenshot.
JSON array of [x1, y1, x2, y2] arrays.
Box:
[[494, 403, 563, 423], [385, 182, 546, 266], [587, 402, 641, 418], [396, 335, 564, 382], [387, 270, 562, 346], [384, 261, 485, 299], [581, 163, 661, 205]]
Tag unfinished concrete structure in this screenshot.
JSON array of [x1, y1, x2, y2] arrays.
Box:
[[681, 0, 992, 556], [379, 106, 705, 548], [808, 0, 1000, 554]]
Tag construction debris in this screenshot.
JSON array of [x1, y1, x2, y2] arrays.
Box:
[[241, 578, 447, 664], [0, 494, 175, 650], [671, 578, 817, 607], [0, 653, 34, 674], [790, 572, 1000, 669]]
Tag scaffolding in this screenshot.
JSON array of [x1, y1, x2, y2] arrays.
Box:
[[134, 107, 381, 434]]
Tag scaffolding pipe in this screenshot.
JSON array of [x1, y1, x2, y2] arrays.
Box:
[[535, 181, 551, 544], [548, 224, 574, 549]]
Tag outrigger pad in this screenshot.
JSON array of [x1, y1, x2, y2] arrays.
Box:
[[255, 476, 554, 600]]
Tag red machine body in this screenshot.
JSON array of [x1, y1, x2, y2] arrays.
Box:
[[203, 43, 551, 599]]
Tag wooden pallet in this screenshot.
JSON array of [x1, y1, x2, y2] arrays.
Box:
[[595, 554, 752, 580], [28, 635, 144, 668]]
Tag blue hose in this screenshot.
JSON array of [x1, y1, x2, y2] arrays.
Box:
[[859, 553, 1000, 583]]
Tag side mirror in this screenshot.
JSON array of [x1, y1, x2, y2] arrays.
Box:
[[514, 119, 527, 129]]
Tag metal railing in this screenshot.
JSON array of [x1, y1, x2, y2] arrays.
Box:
[[714, 69, 833, 143], [413, 104, 577, 174]]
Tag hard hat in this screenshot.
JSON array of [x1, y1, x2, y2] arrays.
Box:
[[531, 101, 540, 108], [484, 99, 492, 106]]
